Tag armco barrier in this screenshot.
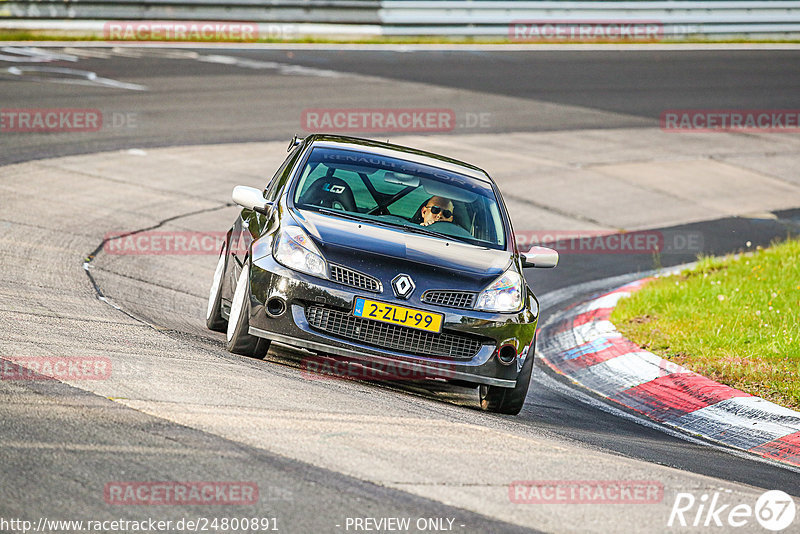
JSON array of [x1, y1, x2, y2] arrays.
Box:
[[2, 1, 800, 39], [0, 1, 382, 24]]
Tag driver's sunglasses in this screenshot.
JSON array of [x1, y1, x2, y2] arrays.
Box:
[[427, 205, 453, 218]]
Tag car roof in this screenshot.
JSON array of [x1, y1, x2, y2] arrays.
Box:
[[302, 134, 493, 184]]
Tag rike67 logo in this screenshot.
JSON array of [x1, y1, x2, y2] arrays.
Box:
[[669, 490, 796, 531]]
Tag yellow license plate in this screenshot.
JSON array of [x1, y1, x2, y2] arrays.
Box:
[[353, 297, 443, 333]]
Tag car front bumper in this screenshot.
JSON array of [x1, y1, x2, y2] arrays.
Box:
[[245, 256, 539, 388]]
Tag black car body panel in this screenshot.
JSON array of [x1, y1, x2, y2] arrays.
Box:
[[215, 134, 551, 395]]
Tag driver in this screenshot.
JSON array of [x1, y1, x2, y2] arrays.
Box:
[[420, 196, 454, 227]]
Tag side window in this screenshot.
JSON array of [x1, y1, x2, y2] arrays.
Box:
[[296, 163, 328, 200], [264, 148, 300, 202]]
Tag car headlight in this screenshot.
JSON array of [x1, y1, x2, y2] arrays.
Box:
[[273, 226, 328, 279], [475, 270, 524, 313]]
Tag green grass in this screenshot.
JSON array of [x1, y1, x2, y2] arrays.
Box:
[[611, 238, 800, 410]]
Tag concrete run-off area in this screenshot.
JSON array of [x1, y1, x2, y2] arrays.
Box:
[[1, 128, 799, 533]]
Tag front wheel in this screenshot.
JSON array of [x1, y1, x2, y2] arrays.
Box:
[[479, 341, 535, 415], [226, 262, 270, 359]]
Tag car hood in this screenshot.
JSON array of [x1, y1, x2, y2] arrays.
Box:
[[293, 209, 511, 276]]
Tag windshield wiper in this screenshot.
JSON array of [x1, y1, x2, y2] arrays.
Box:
[[316, 207, 368, 223], [401, 224, 473, 245], [315, 208, 397, 230]]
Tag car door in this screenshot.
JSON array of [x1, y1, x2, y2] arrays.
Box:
[[229, 146, 303, 287]]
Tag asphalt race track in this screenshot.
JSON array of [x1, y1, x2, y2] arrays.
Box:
[[1, 45, 799, 533]]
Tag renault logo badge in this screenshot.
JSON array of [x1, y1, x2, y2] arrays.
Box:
[[391, 274, 415, 299]]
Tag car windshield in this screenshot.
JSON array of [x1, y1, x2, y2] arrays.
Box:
[[292, 146, 507, 249]]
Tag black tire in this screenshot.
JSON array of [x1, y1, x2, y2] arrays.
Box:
[[479, 339, 535, 415], [226, 262, 270, 359], [206, 244, 229, 332]]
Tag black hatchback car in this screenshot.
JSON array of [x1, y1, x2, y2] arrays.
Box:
[[206, 134, 557, 414]]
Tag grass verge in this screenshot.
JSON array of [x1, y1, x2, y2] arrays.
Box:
[[611, 238, 800, 410]]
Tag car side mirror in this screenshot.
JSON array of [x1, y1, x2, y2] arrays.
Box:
[[521, 246, 559, 269], [232, 186, 273, 215]]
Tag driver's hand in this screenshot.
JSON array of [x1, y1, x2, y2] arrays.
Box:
[[421, 221, 432, 226]]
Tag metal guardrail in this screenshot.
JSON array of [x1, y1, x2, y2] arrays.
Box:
[[2, 1, 800, 38], [378, 1, 800, 38], [1, 1, 382, 24], [382, 1, 800, 37]]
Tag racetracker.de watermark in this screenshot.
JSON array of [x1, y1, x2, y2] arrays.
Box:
[[509, 480, 664, 504], [1, 357, 111, 381], [300, 356, 456, 381], [514, 230, 704, 255], [104, 482, 259, 505], [1, 109, 138, 132], [302, 108, 455, 133], [661, 110, 800, 133], [103, 231, 243, 255], [509, 20, 664, 41], [103, 21, 288, 41], [301, 108, 491, 133]]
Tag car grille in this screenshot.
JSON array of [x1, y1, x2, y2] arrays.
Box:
[[422, 290, 477, 310], [329, 264, 381, 293], [305, 306, 484, 360]]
